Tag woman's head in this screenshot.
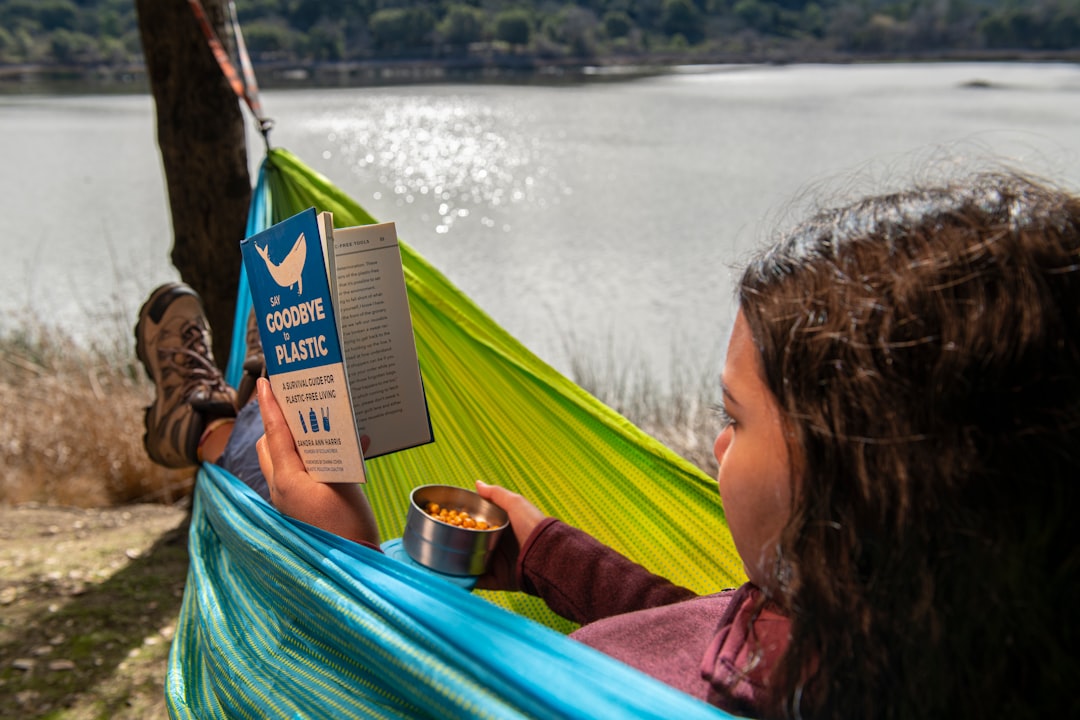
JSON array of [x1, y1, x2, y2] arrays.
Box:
[[738, 172, 1080, 718]]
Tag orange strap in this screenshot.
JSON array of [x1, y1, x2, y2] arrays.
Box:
[[187, 0, 273, 145]]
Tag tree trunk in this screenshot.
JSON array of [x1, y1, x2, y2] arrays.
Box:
[[135, 0, 251, 368]]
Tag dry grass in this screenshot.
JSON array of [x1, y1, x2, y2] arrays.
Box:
[[0, 312, 718, 510], [567, 343, 723, 478], [0, 319, 194, 508]]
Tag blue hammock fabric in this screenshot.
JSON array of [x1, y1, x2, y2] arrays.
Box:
[[167, 465, 734, 719], [166, 148, 743, 718]]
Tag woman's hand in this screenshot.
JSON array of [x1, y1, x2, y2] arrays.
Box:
[[473, 480, 547, 591], [255, 378, 380, 546]]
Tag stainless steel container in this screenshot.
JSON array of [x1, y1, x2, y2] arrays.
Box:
[[402, 484, 509, 576]]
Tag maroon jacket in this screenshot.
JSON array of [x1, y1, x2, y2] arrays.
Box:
[[517, 518, 790, 716]]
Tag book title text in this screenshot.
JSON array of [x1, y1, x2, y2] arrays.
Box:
[[265, 296, 331, 365]]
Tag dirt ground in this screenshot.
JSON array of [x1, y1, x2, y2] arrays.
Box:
[[0, 501, 190, 720]]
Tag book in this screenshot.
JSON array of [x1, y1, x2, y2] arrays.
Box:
[[240, 207, 433, 483]]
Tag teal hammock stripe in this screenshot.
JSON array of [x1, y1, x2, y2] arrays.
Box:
[[168, 147, 744, 717]]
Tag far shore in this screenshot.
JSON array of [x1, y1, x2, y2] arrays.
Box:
[[1, 48, 1077, 96]]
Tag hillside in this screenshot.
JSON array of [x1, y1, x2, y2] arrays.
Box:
[[1, 0, 1077, 89]]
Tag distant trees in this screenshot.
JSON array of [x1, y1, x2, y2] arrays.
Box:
[[1, 0, 1078, 70], [542, 6, 593, 56], [662, 0, 705, 44], [369, 7, 435, 54], [495, 8, 534, 49], [603, 11, 634, 40], [0, 0, 141, 65], [439, 5, 487, 50], [981, 3, 1080, 50]]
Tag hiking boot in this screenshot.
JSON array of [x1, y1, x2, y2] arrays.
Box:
[[135, 282, 236, 468], [235, 306, 265, 408]]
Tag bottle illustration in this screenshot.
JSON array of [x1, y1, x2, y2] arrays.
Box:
[[309, 407, 320, 433], [321, 407, 331, 432], [298, 411, 308, 433]]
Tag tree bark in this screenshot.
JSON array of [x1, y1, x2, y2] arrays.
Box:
[[135, 0, 251, 367]]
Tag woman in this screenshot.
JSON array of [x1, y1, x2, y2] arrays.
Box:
[[730, 173, 1080, 717], [247, 171, 1080, 718]]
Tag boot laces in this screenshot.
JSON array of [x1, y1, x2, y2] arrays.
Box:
[[158, 320, 228, 400]]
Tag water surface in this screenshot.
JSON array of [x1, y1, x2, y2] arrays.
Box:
[[3, 62, 1078, 386]]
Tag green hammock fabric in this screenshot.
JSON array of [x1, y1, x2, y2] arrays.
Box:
[[166, 148, 745, 718]]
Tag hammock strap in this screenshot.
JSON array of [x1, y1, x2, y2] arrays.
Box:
[[186, 0, 273, 146]]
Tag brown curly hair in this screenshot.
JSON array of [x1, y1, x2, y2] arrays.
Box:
[[738, 172, 1080, 719]]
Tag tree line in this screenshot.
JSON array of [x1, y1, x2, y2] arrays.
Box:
[[1, 0, 1078, 72]]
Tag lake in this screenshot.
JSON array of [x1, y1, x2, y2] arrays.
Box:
[[2, 62, 1079, 388]]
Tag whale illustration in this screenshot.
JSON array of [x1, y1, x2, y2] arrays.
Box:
[[255, 233, 307, 295]]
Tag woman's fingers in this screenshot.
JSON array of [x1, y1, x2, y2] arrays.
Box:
[[475, 480, 546, 547], [256, 377, 313, 503], [255, 434, 275, 500]]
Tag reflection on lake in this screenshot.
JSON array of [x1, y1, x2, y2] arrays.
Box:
[[3, 62, 1079, 386]]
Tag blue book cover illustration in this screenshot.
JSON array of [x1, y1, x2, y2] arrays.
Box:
[[240, 207, 367, 484]]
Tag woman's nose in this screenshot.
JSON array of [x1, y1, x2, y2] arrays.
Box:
[[713, 426, 732, 465]]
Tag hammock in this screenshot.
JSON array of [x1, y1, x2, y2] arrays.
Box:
[[166, 147, 745, 718]]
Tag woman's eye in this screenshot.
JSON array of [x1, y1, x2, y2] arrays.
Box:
[[713, 403, 737, 430]]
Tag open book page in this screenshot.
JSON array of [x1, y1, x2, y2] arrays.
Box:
[[322, 218, 434, 458], [240, 207, 368, 484]]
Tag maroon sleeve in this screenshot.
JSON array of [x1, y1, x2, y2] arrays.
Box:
[[516, 518, 697, 625]]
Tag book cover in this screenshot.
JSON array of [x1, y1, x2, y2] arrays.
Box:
[[240, 208, 367, 484]]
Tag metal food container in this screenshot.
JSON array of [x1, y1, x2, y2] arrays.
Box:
[[402, 484, 508, 576]]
